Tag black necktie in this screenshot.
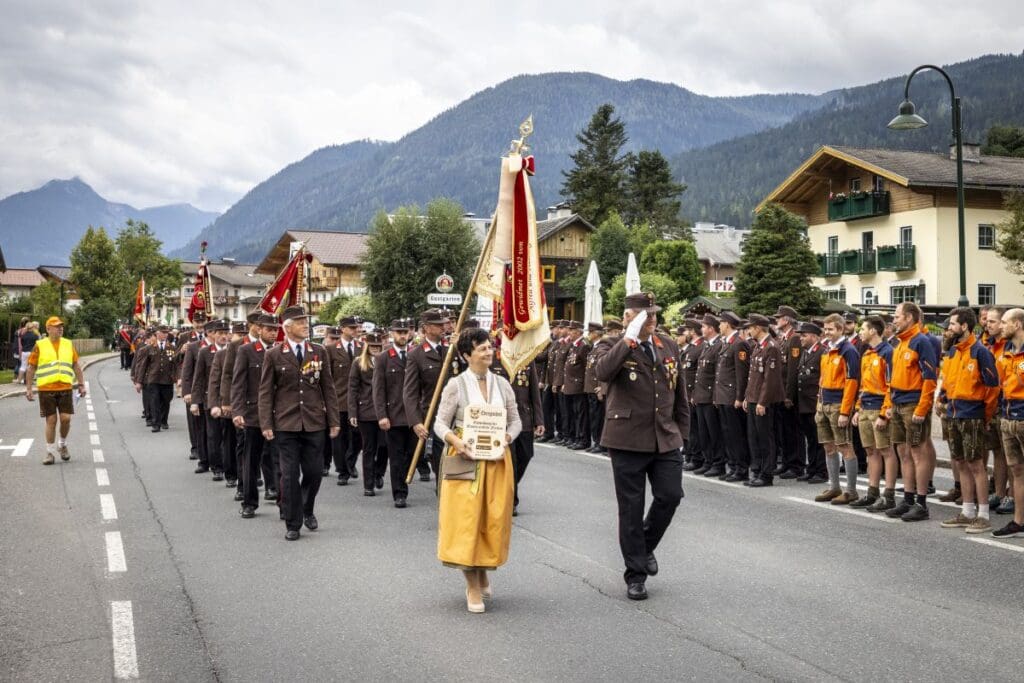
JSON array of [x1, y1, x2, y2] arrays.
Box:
[[399, 350, 406, 362], [296, 345, 303, 365], [642, 341, 656, 364], [347, 342, 353, 359]]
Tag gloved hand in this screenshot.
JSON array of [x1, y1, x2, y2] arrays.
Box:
[[624, 310, 648, 342]]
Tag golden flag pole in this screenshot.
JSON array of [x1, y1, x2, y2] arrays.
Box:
[[405, 115, 533, 485]]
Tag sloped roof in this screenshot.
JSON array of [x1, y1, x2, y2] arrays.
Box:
[[181, 261, 273, 287], [0, 268, 45, 288], [38, 265, 73, 282], [257, 229, 368, 275], [758, 145, 1024, 210], [693, 230, 746, 266], [537, 214, 595, 242]]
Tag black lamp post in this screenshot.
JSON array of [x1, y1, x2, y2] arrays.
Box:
[[887, 64, 969, 307]]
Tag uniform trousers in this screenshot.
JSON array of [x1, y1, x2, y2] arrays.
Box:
[[684, 403, 703, 465], [747, 404, 777, 482], [717, 403, 750, 474], [141, 384, 151, 421], [799, 412, 826, 477], [275, 430, 324, 531], [331, 412, 362, 479], [192, 404, 209, 467], [241, 426, 266, 509], [776, 403, 804, 474], [261, 438, 280, 494], [358, 421, 389, 490], [695, 403, 723, 468], [185, 400, 199, 457], [223, 422, 238, 482], [511, 431, 535, 507], [567, 393, 589, 445], [588, 394, 605, 447], [151, 383, 172, 426], [233, 426, 245, 490], [608, 448, 684, 584], [321, 428, 334, 472], [557, 391, 571, 441], [541, 386, 557, 437], [205, 411, 226, 473], [120, 348, 132, 369], [386, 426, 417, 501]]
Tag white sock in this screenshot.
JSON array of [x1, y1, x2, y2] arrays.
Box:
[[963, 502, 977, 518], [46, 443, 58, 455], [58, 438, 66, 447], [978, 504, 990, 519]]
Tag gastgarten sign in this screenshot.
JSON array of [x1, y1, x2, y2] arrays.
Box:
[[427, 293, 463, 305]]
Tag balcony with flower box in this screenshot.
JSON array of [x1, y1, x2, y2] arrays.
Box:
[[827, 191, 890, 222], [876, 244, 916, 271]]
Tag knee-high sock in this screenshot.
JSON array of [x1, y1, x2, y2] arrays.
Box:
[[827, 452, 841, 490], [845, 457, 859, 493]]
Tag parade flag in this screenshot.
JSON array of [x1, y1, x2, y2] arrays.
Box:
[[475, 141, 550, 376], [258, 246, 303, 317], [187, 242, 212, 323], [132, 279, 145, 324]]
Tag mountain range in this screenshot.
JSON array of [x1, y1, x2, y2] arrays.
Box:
[[0, 178, 219, 267]]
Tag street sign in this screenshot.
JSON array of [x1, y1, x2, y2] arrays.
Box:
[[709, 280, 735, 293], [435, 272, 455, 293], [427, 293, 463, 305]]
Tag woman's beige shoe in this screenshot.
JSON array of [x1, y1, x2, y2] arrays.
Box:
[[466, 589, 485, 613]]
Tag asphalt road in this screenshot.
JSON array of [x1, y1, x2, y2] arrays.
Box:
[[2, 358, 1023, 682]]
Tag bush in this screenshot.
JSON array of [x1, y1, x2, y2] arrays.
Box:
[[604, 272, 679, 315], [68, 298, 121, 339]]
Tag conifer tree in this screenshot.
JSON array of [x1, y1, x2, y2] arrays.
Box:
[[561, 104, 632, 225]]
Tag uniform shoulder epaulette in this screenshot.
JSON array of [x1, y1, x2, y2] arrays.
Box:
[[388, 348, 397, 358]]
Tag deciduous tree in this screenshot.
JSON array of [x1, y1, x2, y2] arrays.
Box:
[[734, 204, 821, 315]]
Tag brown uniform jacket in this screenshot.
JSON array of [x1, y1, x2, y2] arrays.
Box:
[[562, 338, 590, 395], [230, 340, 268, 427], [373, 346, 410, 426], [543, 338, 560, 385], [795, 342, 826, 414], [192, 343, 222, 408], [692, 336, 721, 404], [681, 339, 704, 397], [258, 341, 339, 432], [131, 344, 152, 385], [594, 334, 690, 453], [348, 357, 377, 422], [551, 339, 570, 389], [403, 340, 448, 427], [217, 337, 251, 408], [207, 345, 229, 409], [142, 342, 178, 385], [326, 340, 360, 415], [745, 337, 785, 406], [780, 329, 802, 405], [510, 363, 543, 431], [179, 339, 205, 400], [583, 336, 605, 394], [714, 332, 750, 406]]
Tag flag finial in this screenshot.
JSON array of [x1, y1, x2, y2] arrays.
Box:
[[509, 114, 534, 156]]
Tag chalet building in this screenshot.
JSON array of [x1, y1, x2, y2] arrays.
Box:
[[257, 230, 368, 314], [171, 259, 273, 324], [0, 268, 45, 302], [759, 144, 1024, 310], [692, 224, 747, 293], [536, 204, 596, 321]]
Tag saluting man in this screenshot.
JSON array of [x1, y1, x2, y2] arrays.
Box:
[[259, 306, 339, 541], [594, 292, 689, 602]]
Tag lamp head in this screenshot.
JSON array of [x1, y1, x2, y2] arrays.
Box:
[[888, 99, 928, 130]]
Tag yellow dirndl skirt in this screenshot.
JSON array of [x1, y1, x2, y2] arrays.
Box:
[[437, 441, 514, 570]]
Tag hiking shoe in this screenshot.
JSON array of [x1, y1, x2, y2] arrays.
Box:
[[937, 488, 961, 503], [995, 496, 1015, 515], [59, 445, 70, 461], [867, 496, 895, 513], [814, 488, 842, 502], [831, 491, 860, 505], [43, 452, 55, 465], [992, 520, 1024, 538], [849, 494, 877, 508], [966, 517, 993, 534], [940, 512, 974, 529], [988, 494, 1002, 509], [886, 500, 913, 518], [901, 503, 930, 522]]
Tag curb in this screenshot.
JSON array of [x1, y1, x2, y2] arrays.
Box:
[[0, 353, 119, 401]]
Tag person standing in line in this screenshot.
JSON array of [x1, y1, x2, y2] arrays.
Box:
[[980, 307, 1012, 513], [994, 308, 1024, 537], [679, 319, 704, 471], [373, 318, 416, 508], [131, 331, 155, 424], [259, 306, 339, 541], [191, 319, 228, 480], [551, 322, 572, 445], [24, 317, 86, 465], [742, 314, 784, 486], [219, 317, 258, 500], [562, 321, 590, 450], [713, 311, 750, 481], [584, 322, 609, 454], [537, 321, 564, 443], [794, 322, 827, 483], [349, 332, 388, 496], [180, 315, 208, 464], [692, 314, 723, 476], [850, 316, 895, 510], [208, 321, 244, 490], [774, 306, 805, 478], [329, 316, 364, 484], [404, 309, 452, 486], [814, 313, 862, 505]]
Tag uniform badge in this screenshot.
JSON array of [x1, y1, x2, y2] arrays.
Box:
[[791, 348, 801, 359], [738, 351, 747, 361], [629, 371, 638, 381]]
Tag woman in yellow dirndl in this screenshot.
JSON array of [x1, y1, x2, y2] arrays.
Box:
[[433, 328, 521, 613]]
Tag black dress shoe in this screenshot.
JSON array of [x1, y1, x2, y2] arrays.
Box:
[[724, 473, 742, 482], [212, 471, 224, 482], [806, 474, 827, 485], [321, 468, 330, 477], [742, 479, 752, 486], [194, 466, 210, 474], [240, 506, 255, 518], [692, 465, 710, 475], [233, 491, 244, 501], [337, 477, 349, 486], [394, 498, 407, 508], [349, 469, 359, 479], [627, 582, 648, 600], [703, 467, 724, 477], [265, 489, 278, 501], [256, 479, 263, 487], [375, 476, 384, 490], [750, 478, 773, 487], [512, 506, 518, 517], [363, 489, 375, 496], [419, 473, 431, 482], [681, 461, 700, 471], [536, 435, 552, 443], [779, 470, 799, 480], [645, 553, 658, 576], [188, 452, 199, 460], [226, 479, 237, 488], [796, 472, 810, 481], [772, 465, 787, 476], [285, 529, 300, 541], [151, 426, 161, 433], [303, 514, 318, 531], [160, 422, 169, 429]]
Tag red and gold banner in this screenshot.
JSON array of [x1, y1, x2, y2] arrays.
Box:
[[187, 263, 207, 322], [259, 247, 303, 317], [132, 279, 145, 324]]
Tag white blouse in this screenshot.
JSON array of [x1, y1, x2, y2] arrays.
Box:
[[433, 370, 522, 444]]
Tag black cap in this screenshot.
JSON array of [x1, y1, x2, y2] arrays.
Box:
[[569, 320, 583, 330], [246, 310, 261, 324], [338, 316, 360, 327], [747, 313, 773, 328], [799, 321, 822, 335], [605, 318, 624, 331], [209, 318, 230, 332], [255, 313, 279, 327], [420, 309, 447, 325], [843, 311, 859, 323], [720, 311, 742, 327], [230, 321, 247, 334], [623, 292, 661, 313], [775, 305, 799, 320], [390, 318, 412, 331], [325, 326, 342, 338], [281, 305, 309, 321], [587, 322, 605, 333], [701, 313, 720, 328]]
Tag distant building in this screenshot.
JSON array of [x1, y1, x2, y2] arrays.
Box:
[[536, 203, 596, 320], [0, 268, 45, 301], [692, 224, 748, 293], [760, 144, 1024, 310], [257, 230, 369, 315], [170, 259, 273, 324], [36, 265, 82, 310]]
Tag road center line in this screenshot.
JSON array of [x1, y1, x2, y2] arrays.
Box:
[[96, 468, 110, 487], [93, 449, 105, 463], [89, 421, 98, 432], [99, 494, 118, 520], [105, 531, 127, 572], [91, 434, 101, 446], [110, 601, 139, 679], [783, 495, 901, 523], [964, 536, 1024, 553]]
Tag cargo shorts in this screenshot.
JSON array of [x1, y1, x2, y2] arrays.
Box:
[[985, 417, 1003, 454], [815, 402, 851, 446], [947, 418, 987, 462], [1000, 419, 1024, 467], [857, 408, 891, 449], [38, 389, 74, 418], [889, 402, 930, 447]]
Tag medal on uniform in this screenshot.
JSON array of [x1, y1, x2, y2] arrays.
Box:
[[629, 371, 638, 381]]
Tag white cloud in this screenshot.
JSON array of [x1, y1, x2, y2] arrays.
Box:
[[1, 0, 1021, 211]]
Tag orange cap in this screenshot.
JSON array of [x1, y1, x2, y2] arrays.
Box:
[[45, 316, 64, 327]]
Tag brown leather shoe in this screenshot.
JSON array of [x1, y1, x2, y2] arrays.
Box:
[[42, 452, 55, 465], [831, 490, 860, 505], [814, 488, 842, 502], [937, 488, 960, 502]]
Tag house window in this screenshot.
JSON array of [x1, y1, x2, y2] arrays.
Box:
[[899, 226, 913, 248], [862, 287, 876, 305], [824, 287, 846, 303], [873, 176, 885, 192], [979, 224, 996, 250], [849, 177, 862, 192], [724, 275, 734, 282], [541, 265, 556, 283], [978, 284, 996, 306], [827, 236, 839, 254], [862, 231, 873, 251], [891, 285, 924, 305]]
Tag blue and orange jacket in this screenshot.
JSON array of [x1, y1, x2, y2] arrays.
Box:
[[940, 333, 1000, 421], [884, 324, 939, 417], [997, 340, 1024, 420], [857, 341, 892, 411], [983, 331, 1008, 412], [819, 338, 860, 414]]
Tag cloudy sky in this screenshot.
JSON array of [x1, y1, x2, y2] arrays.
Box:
[[2, 0, 1022, 212]]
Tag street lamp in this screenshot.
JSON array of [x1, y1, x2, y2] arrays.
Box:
[[887, 64, 969, 308]]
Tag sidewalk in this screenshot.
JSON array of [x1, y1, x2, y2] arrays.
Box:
[[0, 352, 119, 400]]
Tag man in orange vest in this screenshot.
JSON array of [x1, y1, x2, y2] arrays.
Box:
[[24, 317, 87, 465]]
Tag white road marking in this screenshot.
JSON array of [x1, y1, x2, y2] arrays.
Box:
[[105, 531, 127, 572], [783, 495, 900, 523], [99, 494, 118, 520], [90, 434, 101, 445], [540, 442, 610, 462], [682, 471, 745, 489], [964, 536, 1024, 553], [105, 400, 122, 404], [87, 411, 96, 420], [93, 449, 105, 463], [96, 468, 110, 487], [0, 438, 33, 457], [110, 601, 139, 679], [89, 421, 98, 432]]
